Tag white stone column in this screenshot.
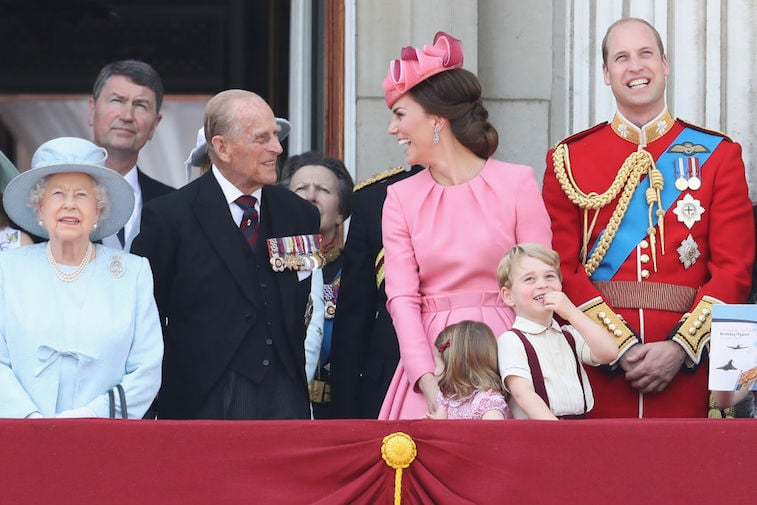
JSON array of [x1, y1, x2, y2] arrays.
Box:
[[353, 0, 479, 182]]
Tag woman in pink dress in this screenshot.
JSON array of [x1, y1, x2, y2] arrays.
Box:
[[378, 32, 552, 420]]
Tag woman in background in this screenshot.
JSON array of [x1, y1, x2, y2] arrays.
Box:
[[281, 151, 354, 418]]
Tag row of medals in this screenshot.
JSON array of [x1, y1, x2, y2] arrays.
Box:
[[675, 157, 701, 191]]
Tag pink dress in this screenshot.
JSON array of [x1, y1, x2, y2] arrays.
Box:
[[379, 159, 552, 419], [437, 389, 511, 419]]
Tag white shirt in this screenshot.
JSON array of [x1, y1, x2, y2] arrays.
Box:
[[498, 316, 598, 418], [102, 165, 142, 251], [212, 166, 262, 227]]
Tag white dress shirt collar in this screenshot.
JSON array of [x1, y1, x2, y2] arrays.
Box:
[[212, 166, 263, 225], [511, 315, 562, 335]]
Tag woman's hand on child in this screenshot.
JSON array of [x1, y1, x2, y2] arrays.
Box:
[[418, 373, 442, 416], [425, 407, 448, 419]]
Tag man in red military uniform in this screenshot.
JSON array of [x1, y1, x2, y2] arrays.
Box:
[[542, 17, 754, 418]]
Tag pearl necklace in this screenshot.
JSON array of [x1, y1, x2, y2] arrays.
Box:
[[47, 241, 94, 283]]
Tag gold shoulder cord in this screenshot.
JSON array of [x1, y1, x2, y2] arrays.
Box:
[[551, 144, 664, 277], [353, 166, 406, 192]]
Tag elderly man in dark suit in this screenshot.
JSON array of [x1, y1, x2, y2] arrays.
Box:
[[132, 89, 320, 420], [89, 59, 174, 250], [329, 165, 422, 419]]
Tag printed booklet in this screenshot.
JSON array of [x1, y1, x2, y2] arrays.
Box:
[[709, 304, 757, 392]]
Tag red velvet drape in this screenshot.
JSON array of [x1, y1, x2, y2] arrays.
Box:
[[1, 419, 752, 504]]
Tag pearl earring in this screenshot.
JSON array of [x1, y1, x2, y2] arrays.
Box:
[[432, 126, 440, 145], [93, 223, 98, 229]]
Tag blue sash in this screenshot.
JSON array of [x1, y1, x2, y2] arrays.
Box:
[[590, 127, 723, 280]]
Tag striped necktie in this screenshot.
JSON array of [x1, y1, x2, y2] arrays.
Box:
[[235, 195, 259, 250]]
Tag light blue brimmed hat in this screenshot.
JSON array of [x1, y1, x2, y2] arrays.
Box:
[[2, 137, 135, 241]]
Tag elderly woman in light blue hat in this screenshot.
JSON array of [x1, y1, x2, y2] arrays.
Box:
[[0, 136, 163, 419]]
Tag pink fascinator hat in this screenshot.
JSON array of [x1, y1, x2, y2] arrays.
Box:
[[382, 31, 464, 108]]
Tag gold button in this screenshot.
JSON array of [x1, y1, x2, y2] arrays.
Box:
[[641, 270, 650, 279], [640, 254, 650, 263], [608, 324, 616, 331], [598, 311, 606, 319], [689, 327, 697, 335], [639, 239, 649, 249], [694, 321, 703, 329], [614, 329, 622, 337]]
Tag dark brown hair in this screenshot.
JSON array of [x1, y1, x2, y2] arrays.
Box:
[[409, 68, 499, 159]]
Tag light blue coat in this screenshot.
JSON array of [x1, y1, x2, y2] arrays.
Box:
[[0, 243, 163, 418]]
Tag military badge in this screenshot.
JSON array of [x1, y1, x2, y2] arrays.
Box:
[[668, 141, 710, 156], [616, 122, 630, 139], [109, 254, 125, 278], [677, 234, 701, 269], [654, 118, 669, 136], [267, 234, 323, 272], [687, 157, 702, 190], [673, 194, 705, 229], [674, 158, 688, 191], [323, 283, 339, 319], [674, 157, 702, 191]]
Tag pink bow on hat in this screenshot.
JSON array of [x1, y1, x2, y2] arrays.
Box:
[[382, 31, 464, 108]]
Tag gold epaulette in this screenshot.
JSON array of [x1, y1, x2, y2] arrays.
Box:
[[550, 122, 608, 150], [353, 166, 407, 192], [708, 392, 735, 419], [676, 118, 733, 143], [671, 295, 719, 365], [580, 297, 640, 356]]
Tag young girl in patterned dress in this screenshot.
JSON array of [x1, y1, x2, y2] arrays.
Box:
[[429, 320, 510, 420]]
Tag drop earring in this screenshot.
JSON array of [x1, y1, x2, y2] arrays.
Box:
[[432, 126, 440, 145]]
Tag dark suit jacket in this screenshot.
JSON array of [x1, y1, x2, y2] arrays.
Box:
[[131, 170, 320, 419], [329, 165, 423, 419], [137, 169, 175, 202]]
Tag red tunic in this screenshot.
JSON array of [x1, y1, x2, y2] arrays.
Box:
[[542, 111, 754, 418]]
